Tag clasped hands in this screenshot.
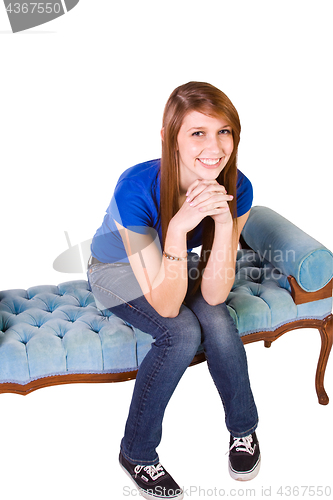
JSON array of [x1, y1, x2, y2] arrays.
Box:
[[172, 179, 234, 235]]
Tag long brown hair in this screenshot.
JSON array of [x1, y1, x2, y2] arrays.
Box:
[[160, 81, 241, 290]]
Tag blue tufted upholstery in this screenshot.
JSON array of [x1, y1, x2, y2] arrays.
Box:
[[0, 207, 332, 390], [0, 281, 153, 385], [229, 250, 332, 334]]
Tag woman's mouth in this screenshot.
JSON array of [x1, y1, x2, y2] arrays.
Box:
[[197, 157, 223, 169]]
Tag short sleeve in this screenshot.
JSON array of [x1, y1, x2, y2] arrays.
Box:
[[111, 178, 155, 234], [91, 160, 161, 263], [236, 170, 253, 217]]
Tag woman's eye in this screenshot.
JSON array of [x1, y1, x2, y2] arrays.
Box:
[[191, 129, 231, 137]]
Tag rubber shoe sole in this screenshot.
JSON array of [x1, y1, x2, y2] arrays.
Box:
[[229, 453, 261, 481]]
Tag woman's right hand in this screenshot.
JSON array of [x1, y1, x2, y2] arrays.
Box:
[[170, 179, 234, 234]]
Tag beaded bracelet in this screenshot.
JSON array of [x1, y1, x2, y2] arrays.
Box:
[[162, 251, 187, 262]]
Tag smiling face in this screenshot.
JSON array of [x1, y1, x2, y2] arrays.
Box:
[[176, 110, 234, 194]]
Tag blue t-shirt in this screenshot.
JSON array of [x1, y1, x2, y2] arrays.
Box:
[[91, 159, 253, 263]]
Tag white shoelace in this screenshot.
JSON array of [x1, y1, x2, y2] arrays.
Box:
[[228, 435, 256, 455], [134, 463, 166, 481]]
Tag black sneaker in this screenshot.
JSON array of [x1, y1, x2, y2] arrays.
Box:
[[119, 451, 184, 500], [228, 432, 261, 481]]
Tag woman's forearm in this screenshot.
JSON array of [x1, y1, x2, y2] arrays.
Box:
[[200, 220, 237, 306], [148, 220, 189, 317]]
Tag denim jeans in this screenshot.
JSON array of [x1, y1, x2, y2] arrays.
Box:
[[87, 254, 258, 466]]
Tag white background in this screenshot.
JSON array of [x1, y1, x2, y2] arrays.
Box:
[[0, 1, 332, 499]]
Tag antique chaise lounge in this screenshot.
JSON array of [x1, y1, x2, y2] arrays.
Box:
[[0, 206, 332, 404]]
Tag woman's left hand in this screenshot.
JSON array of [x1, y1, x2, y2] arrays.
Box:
[[185, 179, 233, 226]]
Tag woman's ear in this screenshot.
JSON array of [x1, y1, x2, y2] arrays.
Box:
[[160, 127, 164, 141]]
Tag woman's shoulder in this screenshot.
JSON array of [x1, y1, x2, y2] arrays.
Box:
[[236, 169, 253, 217], [117, 158, 161, 186], [112, 159, 161, 221], [236, 168, 252, 192]]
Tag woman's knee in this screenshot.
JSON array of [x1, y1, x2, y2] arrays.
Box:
[[160, 306, 202, 354], [186, 298, 241, 347]]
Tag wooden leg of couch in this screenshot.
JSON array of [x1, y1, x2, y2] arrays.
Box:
[[316, 314, 333, 405]]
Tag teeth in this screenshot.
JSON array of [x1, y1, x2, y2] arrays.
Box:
[[199, 158, 221, 166]]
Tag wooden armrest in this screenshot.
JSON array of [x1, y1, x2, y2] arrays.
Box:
[[288, 276, 333, 305]]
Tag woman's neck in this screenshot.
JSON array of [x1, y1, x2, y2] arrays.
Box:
[[178, 193, 186, 208]]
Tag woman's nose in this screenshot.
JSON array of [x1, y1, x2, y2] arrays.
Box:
[[205, 134, 221, 154]]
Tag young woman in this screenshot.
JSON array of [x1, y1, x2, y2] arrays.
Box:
[[88, 82, 260, 500]]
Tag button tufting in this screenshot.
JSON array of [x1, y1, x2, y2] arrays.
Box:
[[1, 268, 329, 387]]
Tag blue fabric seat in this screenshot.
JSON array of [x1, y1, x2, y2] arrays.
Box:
[[0, 207, 332, 403]]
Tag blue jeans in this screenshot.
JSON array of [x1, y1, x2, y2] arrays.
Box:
[[88, 254, 258, 466]]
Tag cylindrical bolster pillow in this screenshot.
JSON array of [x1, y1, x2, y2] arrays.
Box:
[[242, 206, 333, 292]]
